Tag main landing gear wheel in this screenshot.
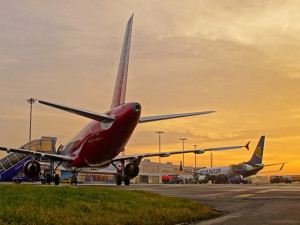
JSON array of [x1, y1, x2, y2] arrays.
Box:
[[124, 176, 130, 185], [46, 174, 52, 185], [54, 174, 60, 185], [116, 175, 122, 185], [14, 179, 21, 184]]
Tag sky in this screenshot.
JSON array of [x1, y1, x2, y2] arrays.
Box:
[[0, 0, 299, 175]]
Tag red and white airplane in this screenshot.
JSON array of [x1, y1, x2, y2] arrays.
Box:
[[0, 15, 249, 185]]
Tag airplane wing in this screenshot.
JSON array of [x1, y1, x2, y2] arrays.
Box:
[[39, 100, 115, 122], [0, 146, 72, 161], [112, 142, 249, 162], [139, 111, 215, 123]]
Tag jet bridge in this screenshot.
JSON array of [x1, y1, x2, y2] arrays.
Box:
[[0, 137, 56, 182]]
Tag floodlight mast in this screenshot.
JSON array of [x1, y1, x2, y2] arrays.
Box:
[[155, 131, 165, 163], [179, 138, 187, 167], [194, 144, 198, 169], [155, 131, 164, 183], [27, 98, 37, 144]]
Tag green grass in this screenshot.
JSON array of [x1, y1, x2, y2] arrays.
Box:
[[0, 184, 221, 225]]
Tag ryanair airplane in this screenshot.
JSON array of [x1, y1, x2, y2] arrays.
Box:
[[197, 136, 286, 183]]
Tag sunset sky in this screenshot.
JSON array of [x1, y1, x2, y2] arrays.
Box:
[[0, 1, 299, 175]]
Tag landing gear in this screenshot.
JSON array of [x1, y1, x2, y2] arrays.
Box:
[[45, 173, 60, 185], [116, 175, 122, 185], [115, 175, 130, 185], [124, 176, 130, 185], [43, 158, 61, 185], [112, 161, 131, 186], [41, 178, 46, 185], [46, 174, 51, 184], [14, 178, 22, 184], [54, 174, 60, 185]]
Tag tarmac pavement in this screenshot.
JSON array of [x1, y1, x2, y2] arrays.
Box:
[[99, 183, 300, 225]]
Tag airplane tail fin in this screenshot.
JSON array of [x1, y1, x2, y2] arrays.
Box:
[[247, 136, 265, 164], [110, 14, 133, 109]]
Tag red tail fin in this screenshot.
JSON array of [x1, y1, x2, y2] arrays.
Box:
[[111, 14, 133, 109]]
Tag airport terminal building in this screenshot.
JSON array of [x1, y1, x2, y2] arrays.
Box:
[[60, 159, 195, 184]]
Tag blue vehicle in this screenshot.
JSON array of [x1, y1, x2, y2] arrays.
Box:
[[228, 175, 250, 184]]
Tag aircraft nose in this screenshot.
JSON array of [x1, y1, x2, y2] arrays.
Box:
[[132, 103, 141, 113]]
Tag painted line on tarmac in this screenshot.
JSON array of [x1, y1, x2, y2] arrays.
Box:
[[249, 197, 300, 199], [234, 188, 282, 198], [269, 188, 300, 192], [198, 187, 264, 197], [268, 189, 279, 191], [234, 194, 255, 198], [256, 190, 270, 194]]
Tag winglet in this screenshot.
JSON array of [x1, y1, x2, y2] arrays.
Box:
[[245, 141, 250, 151], [279, 162, 287, 171]]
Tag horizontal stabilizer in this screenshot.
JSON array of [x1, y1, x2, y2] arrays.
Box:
[[263, 162, 288, 167], [258, 162, 287, 174], [139, 111, 215, 123], [39, 100, 115, 122]]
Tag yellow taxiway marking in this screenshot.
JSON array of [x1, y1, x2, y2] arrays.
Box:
[[235, 194, 255, 198], [256, 190, 270, 194], [256, 189, 278, 193]]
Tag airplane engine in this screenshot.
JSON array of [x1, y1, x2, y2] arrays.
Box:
[[124, 163, 139, 178], [23, 160, 41, 179]]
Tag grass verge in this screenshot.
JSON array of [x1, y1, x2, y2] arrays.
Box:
[[0, 184, 221, 225]]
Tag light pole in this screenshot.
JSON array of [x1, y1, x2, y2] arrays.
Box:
[[155, 131, 164, 164], [211, 151, 213, 168], [179, 138, 187, 167], [27, 98, 36, 144], [155, 131, 164, 183], [193, 144, 198, 169]]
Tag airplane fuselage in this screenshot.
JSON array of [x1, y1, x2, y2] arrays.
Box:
[[61, 102, 141, 169], [198, 163, 264, 178]]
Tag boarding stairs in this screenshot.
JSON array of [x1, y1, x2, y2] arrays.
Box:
[[0, 137, 56, 181], [222, 166, 240, 183]]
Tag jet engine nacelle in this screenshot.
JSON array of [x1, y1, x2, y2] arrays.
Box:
[[124, 163, 139, 178], [23, 160, 41, 179]]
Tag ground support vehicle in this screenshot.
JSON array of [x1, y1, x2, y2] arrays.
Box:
[[162, 175, 184, 184], [228, 175, 250, 184]]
